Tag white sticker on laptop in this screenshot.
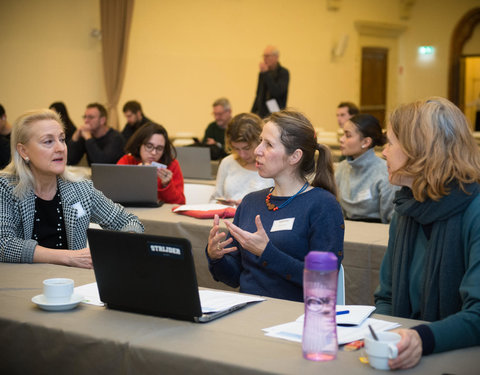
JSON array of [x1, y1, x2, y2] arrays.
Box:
[[270, 218, 295, 232], [148, 242, 184, 259]]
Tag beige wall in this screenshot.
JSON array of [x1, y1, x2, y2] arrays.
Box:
[[0, 0, 102, 127], [1, 0, 479, 137]]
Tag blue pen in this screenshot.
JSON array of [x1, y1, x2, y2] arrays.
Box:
[[336, 310, 350, 315]]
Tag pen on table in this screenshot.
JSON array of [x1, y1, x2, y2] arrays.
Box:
[[336, 310, 350, 316]]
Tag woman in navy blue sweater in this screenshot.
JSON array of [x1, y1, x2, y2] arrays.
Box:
[[207, 110, 344, 302]]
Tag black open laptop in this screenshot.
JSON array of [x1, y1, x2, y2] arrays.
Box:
[[87, 229, 249, 322], [91, 164, 163, 207]]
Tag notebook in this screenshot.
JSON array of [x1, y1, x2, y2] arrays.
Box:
[[90, 164, 163, 207], [175, 146, 214, 180], [87, 228, 250, 322]]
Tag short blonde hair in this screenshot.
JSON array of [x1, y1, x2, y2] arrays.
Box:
[[225, 113, 263, 154], [389, 96, 480, 201], [2, 108, 82, 198]]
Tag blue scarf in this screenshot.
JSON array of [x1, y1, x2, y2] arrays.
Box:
[[391, 182, 479, 321]]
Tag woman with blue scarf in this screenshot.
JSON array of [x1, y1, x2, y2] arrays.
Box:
[[375, 97, 480, 369]]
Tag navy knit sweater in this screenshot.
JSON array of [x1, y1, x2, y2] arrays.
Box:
[[208, 187, 344, 302]]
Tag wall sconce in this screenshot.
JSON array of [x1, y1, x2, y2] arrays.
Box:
[[90, 28, 102, 40], [332, 34, 349, 60]]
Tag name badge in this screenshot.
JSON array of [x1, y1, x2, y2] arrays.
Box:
[[72, 202, 86, 218], [270, 217, 295, 232], [356, 189, 372, 202]]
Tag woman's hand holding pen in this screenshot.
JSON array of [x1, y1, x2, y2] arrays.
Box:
[[224, 215, 269, 257], [207, 214, 237, 260]]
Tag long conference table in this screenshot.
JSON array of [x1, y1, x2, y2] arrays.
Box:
[[0, 263, 478, 374], [128, 204, 390, 306]]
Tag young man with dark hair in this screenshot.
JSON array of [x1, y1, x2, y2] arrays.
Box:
[[67, 103, 124, 165], [122, 100, 151, 142]]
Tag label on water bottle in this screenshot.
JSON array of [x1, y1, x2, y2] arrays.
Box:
[[302, 290, 338, 361], [305, 296, 335, 315]]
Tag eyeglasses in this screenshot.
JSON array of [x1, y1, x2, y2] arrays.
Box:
[[82, 115, 98, 120], [143, 143, 164, 153], [212, 110, 227, 117]]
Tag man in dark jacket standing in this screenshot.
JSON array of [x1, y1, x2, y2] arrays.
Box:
[[251, 45, 289, 118]]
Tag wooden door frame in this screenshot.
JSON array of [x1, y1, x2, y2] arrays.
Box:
[[448, 7, 480, 109]]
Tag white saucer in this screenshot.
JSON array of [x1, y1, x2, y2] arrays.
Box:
[[32, 293, 84, 311]]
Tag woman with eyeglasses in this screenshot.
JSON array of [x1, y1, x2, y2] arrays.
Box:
[[117, 122, 185, 204]]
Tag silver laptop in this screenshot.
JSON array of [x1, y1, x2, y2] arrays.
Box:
[[175, 147, 214, 180], [91, 164, 162, 207], [87, 228, 249, 322]]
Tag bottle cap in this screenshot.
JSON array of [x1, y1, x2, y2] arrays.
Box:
[[304, 251, 337, 271]]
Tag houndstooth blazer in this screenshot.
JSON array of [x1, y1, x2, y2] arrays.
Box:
[[0, 175, 144, 263]]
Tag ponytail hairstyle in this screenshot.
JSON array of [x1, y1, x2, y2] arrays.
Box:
[[349, 113, 386, 148], [265, 110, 337, 197]]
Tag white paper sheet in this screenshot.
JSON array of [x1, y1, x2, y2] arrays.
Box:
[[199, 290, 265, 313], [295, 305, 376, 326], [263, 317, 400, 345], [74, 283, 265, 313], [173, 203, 230, 212], [266, 99, 281, 113], [74, 282, 104, 306]]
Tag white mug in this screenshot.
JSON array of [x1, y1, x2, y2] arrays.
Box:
[[43, 278, 74, 304], [364, 331, 401, 370]]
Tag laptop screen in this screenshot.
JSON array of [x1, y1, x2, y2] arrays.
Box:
[[87, 229, 203, 321], [91, 164, 161, 207], [175, 147, 214, 180]]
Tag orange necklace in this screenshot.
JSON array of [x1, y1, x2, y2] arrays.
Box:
[[265, 182, 309, 211]]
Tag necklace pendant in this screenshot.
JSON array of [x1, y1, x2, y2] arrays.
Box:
[[266, 201, 276, 211]]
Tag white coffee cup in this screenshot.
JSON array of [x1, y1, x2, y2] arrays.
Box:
[[43, 278, 74, 304], [364, 331, 401, 370]]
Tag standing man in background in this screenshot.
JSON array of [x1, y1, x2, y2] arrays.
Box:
[[0, 104, 12, 169], [202, 97, 232, 160], [68, 103, 125, 165], [122, 100, 152, 142], [251, 45, 289, 118]]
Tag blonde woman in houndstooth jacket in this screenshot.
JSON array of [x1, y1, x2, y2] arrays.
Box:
[[0, 109, 144, 269]]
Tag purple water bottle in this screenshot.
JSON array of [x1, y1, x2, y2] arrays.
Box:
[[302, 251, 338, 361]]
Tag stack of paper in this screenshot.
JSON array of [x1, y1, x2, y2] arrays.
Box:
[[263, 305, 400, 345], [75, 283, 265, 314], [173, 203, 230, 212], [199, 290, 265, 313]]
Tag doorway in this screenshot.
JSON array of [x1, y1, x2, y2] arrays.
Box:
[[360, 47, 388, 126], [463, 56, 480, 131], [448, 7, 480, 109]]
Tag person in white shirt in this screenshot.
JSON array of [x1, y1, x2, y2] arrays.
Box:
[[211, 113, 273, 205]]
